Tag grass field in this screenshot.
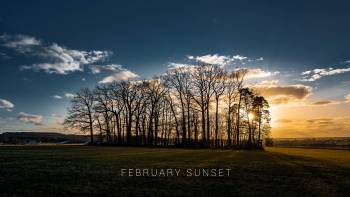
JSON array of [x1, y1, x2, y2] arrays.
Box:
[[0, 146, 349, 196]]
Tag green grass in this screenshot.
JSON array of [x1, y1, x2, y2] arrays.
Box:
[[0, 145, 349, 196]]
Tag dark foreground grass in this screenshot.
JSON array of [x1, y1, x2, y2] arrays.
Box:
[[0, 145, 349, 197]]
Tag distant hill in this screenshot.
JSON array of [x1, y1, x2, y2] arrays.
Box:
[[272, 137, 350, 148], [0, 132, 89, 144]]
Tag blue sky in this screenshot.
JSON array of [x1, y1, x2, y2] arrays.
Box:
[[1, 0, 350, 137]]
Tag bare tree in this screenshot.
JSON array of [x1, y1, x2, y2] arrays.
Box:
[[64, 88, 95, 144], [212, 67, 225, 147], [223, 70, 239, 146], [191, 64, 209, 146], [164, 66, 192, 145], [64, 64, 271, 149], [119, 81, 139, 145], [94, 85, 114, 144], [234, 69, 247, 147]]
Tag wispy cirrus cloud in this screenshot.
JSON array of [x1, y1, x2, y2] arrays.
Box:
[[258, 80, 279, 86], [17, 112, 43, 125], [89, 64, 123, 74], [0, 34, 112, 74], [51, 95, 63, 99], [51, 93, 75, 99], [1, 34, 41, 51], [0, 51, 11, 59], [301, 67, 350, 81]]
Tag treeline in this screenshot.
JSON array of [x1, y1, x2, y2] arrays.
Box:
[[64, 64, 270, 148]]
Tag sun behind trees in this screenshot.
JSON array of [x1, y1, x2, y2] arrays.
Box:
[[64, 64, 271, 149]]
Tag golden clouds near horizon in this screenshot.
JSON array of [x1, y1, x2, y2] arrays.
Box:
[[270, 103, 350, 138]]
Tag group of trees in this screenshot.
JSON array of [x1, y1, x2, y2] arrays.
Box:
[[64, 64, 270, 148]]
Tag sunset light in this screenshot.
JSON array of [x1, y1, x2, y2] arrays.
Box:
[[0, 1, 350, 196]]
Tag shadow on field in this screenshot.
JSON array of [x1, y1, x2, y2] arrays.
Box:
[[265, 150, 350, 197], [0, 146, 349, 197]]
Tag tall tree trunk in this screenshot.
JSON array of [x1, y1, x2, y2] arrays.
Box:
[[215, 96, 219, 147], [201, 104, 206, 146], [245, 99, 252, 146], [135, 115, 140, 145], [114, 112, 122, 145], [104, 111, 110, 144], [247, 113, 252, 146], [97, 118, 102, 143], [148, 106, 154, 145], [193, 112, 198, 145], [227, 105, 232, 146], [154, 111, 159, 146], [88, 112, 94, 144], [181, 106, 186, 145], [236, 93, 242, 147], [142, 117, 146, 145], [258, 108, 262, 147], [206, 102, 210, 147], [126, 108, 132, 145], [187, 101, 191, 144]]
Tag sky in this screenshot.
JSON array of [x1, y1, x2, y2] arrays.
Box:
[[1, 0, 350, 138]]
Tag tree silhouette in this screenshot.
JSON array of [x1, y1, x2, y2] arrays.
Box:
[[64, 64, 271, 149], [64, 88, 95, 144]]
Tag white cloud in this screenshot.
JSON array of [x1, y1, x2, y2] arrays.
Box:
[[0, 98, 15, 111], [187, 55, 194, 60], [65, 93, 75, 98], [1, 34, 112, 74], [196, 54, 231, 65], [232, 55, 247, 61], [51, 93, 75, 99], [301, 67, 350, 81], [51, 95, 63, 99], [91, 64, 140, 83], [188, 54, 247, 65], [99, 70, 139, 83], [17, 112, 43, 125]]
